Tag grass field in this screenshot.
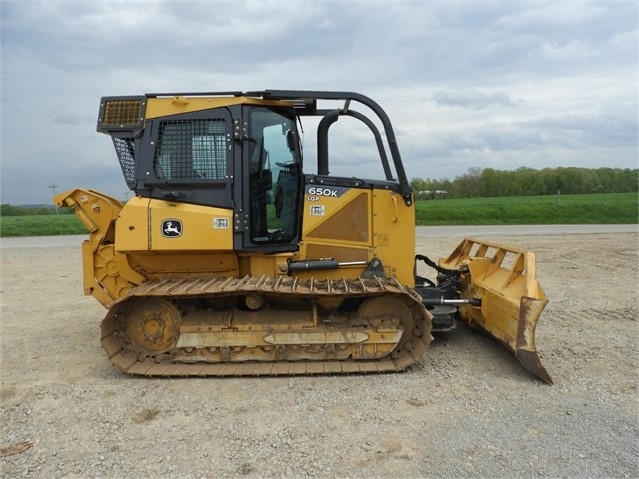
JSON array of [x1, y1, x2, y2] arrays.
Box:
[[415, 192, 638, 225], [0, 213, 88, 237], [1, 193, 637, 237]]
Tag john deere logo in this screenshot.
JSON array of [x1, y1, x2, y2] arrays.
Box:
[[161, 219, 182, 238]]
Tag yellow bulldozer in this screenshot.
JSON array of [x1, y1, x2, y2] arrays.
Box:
[[55, 90, 552, 383]]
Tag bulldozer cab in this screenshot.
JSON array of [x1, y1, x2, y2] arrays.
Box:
[[98, 96, 306, 252], [97, 91, 413, 254]]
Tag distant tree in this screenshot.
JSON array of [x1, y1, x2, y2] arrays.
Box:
[[1, 204, 19, 216], [411, 178, 428, 195], [412, 166, 638, 199], [453, 167, 483, 198], [479, 168, 502, 197]]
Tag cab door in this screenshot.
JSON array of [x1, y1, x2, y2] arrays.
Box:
[[237, 105, 303, 252]]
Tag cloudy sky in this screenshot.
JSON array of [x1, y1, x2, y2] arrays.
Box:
[[1, 0, 637, 204]]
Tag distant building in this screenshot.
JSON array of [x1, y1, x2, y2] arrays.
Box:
[[417, 190, 448, 199]]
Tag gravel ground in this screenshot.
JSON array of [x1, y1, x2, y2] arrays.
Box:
[[1, 229, 637, 478]]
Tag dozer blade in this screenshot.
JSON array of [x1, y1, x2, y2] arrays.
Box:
[[439, 238, 552, 383]]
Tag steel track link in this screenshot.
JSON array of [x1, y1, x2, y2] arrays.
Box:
[[100, 275, 433, 377]]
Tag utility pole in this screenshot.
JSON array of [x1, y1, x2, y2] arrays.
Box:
[[49, 185, 59, 215]]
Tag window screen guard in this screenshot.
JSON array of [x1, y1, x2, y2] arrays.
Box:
[[154, 119, 227, 181], [113, 137, 136, 188]]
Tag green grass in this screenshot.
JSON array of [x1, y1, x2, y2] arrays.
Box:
[[0, 214, 87, 237], [415, 193, 638, 225], [1, 193, 636, 236]]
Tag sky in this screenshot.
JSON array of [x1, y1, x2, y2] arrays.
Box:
[[1, 0, 637, 205]]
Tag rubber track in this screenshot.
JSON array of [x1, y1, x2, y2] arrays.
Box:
[[100, 275, 432, 376]]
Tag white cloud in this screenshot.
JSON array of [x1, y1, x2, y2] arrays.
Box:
[[537, 41, 599, 60], [0, 0, 636, 204], [432, 89, 518, 109]]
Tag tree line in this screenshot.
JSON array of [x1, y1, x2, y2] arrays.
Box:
[[411, 166, 638, 199]]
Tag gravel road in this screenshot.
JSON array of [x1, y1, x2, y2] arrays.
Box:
[[1, 228, 637, 478]]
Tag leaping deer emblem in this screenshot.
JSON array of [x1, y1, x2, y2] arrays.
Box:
[[161, 219, 182, 237]]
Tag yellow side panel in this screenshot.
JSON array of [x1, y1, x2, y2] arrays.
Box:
[[297, 187, 415, 285], [371, 190, 415, 286], [145, 96, 292, 119], [302, 189, 371, 244], [150, 200, 234, 251], [115, 196, 150, 252], [128, 253, 238, 278], [115, 197, 234, 252], [298, 188, 373, 277]]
